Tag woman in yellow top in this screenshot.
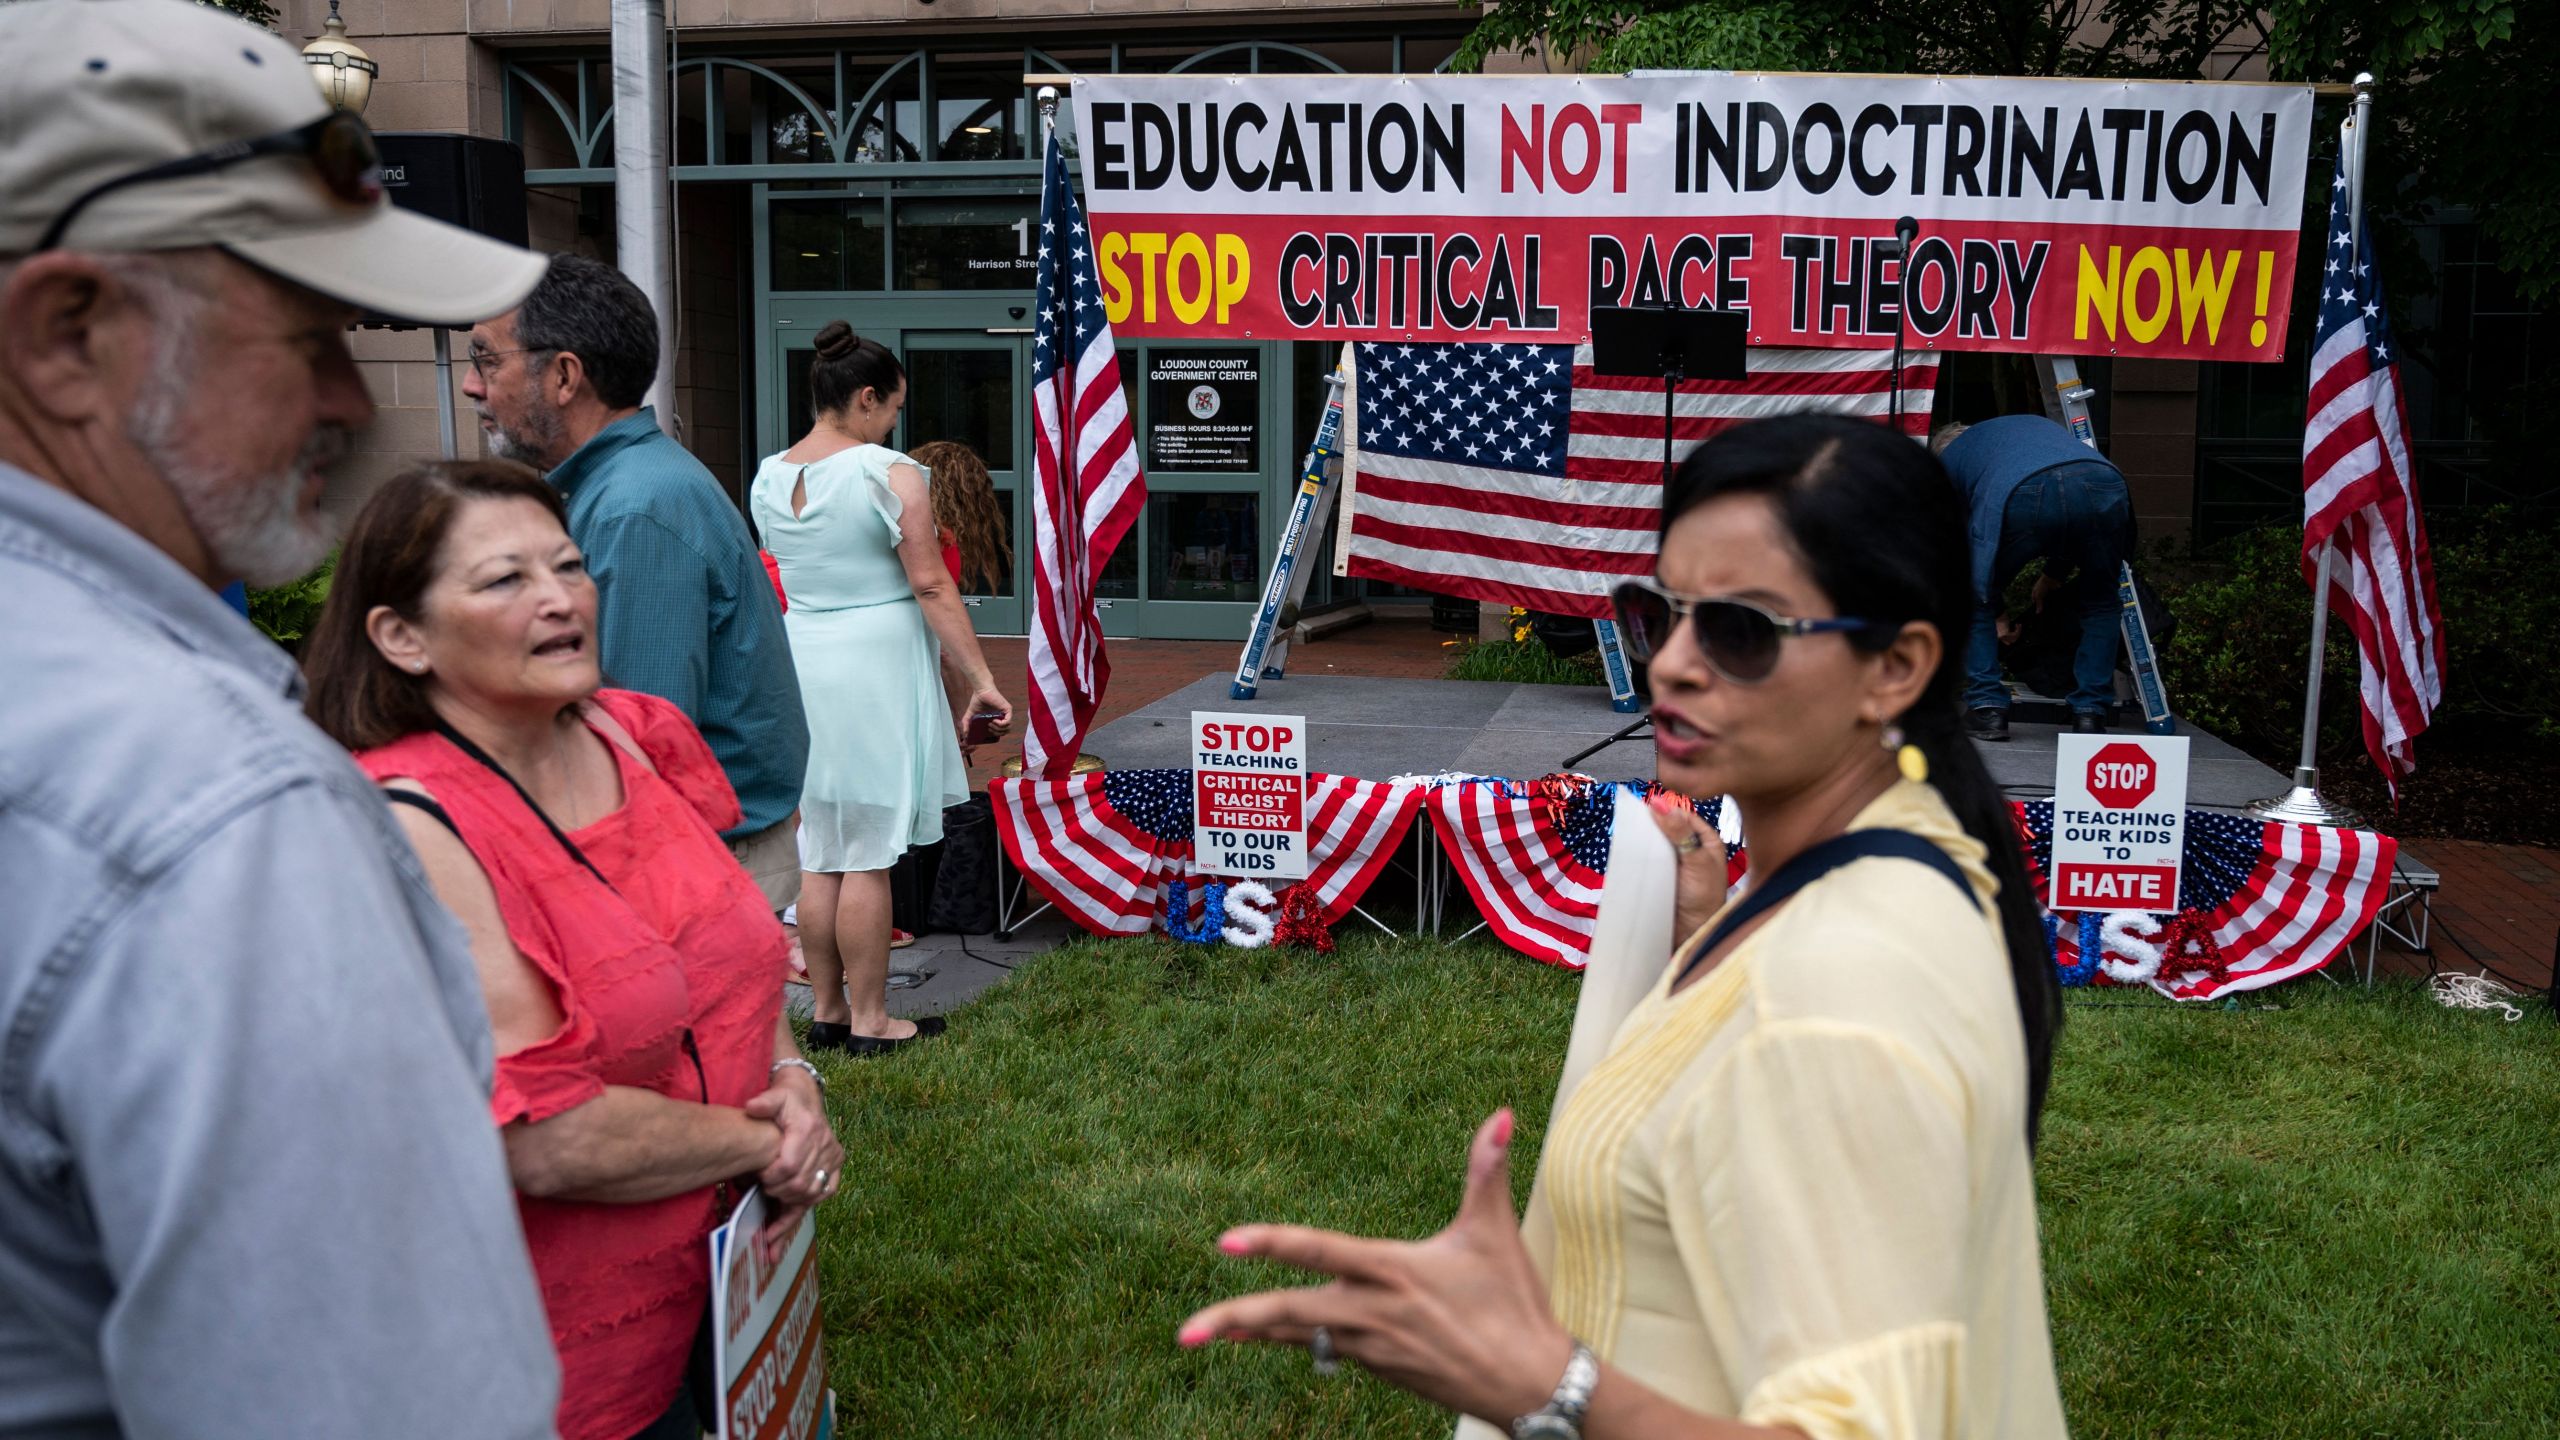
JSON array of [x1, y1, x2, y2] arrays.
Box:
[[1180, 413, 2068, 1439]]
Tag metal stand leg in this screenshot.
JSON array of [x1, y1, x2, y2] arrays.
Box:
[[1563, 717, 1653, 771], [991, 838, 1053, 942]]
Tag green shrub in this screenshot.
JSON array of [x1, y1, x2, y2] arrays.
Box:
[[2151, 508, 2560, 754], [245, 555, 334, 650], [1444, 635, 1606, 686]]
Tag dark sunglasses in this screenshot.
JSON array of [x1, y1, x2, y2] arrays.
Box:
[[1611, 578, 1887, 684], [36, 110, 383, 254]]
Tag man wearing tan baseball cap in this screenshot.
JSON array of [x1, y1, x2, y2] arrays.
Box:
[[0, 2, 564, 1436]]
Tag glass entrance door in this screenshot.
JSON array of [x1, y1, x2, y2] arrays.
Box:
[[766, 297, 1153, 639], [766, 299, 1294, 642]]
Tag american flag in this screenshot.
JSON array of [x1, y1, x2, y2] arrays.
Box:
[[1427, 778, 1741, 969], [988, 769, 1421, 935], [1025, 129, 1144, 778], [2303, 132, 2445, 792], [1344, 341, 1937, 618], [2015, 801, 2399, 1000]]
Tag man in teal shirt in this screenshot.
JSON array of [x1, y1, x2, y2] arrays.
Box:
[[463, 255, 809, 907]]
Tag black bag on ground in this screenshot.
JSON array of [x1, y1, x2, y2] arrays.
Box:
[[925, 794, 998, 935], [888, 835, 941, 937]]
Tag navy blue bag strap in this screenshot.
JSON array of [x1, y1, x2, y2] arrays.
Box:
[[1674, 829, 1977, 989]]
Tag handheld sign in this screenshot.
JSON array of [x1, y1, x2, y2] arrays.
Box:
[[2050, 734, 2190, 913], [1191, 710, 1309, 880], [710, 1188, 836, 1440]]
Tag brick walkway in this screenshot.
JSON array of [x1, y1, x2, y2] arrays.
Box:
[[2383, 841, 2560, 990], [955, 610, 2560, 992]]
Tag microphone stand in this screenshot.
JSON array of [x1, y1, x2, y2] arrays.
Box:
[[1888, 215, 1918, 430]]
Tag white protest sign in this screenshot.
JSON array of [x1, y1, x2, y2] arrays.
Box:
[[1191, 710, 1309, 880], [709, 1188, 835, 1440], [2050, 734, 2190, 912]]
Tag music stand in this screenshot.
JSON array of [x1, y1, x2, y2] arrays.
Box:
[[1563, 305, 1750, 770]]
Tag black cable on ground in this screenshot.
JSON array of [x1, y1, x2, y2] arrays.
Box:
[[957, 932, 1016, 971]]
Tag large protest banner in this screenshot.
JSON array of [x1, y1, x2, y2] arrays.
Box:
[[1070, 74, 2314, 362]]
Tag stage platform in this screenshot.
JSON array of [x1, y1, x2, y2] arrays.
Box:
[[1095, 671, 2298, 809], [1083, 672, 2440, 969]]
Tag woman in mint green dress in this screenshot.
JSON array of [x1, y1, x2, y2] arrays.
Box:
[[749, 322, 1011, 1055]]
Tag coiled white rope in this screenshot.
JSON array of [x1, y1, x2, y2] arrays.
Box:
[[2429, 972, 2526, 1022]]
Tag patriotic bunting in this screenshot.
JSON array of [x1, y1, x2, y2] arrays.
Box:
[[990, 770, 2399, 999], [1420, 775, 1740, 970], [990, 769, 1420, 936], [2014, 801, 2399, 1001]]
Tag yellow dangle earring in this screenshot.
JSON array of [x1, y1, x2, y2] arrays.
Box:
[[1882, 724, 1929, 784]]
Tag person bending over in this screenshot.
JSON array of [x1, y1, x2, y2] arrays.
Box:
[[1935, 414, 2134, 739]]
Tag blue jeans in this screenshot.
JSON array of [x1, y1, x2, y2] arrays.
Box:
[[1965, 464, 2132, 716]]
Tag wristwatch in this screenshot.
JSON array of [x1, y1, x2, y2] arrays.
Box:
[[1510, 1341, 1599, 1440]]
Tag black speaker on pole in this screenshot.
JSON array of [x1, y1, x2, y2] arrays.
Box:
[[357, 133, 530, 330], [377, 132, 528, 244]]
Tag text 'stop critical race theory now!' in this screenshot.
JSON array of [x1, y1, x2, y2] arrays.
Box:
[[1070, 73, 2313, 361]]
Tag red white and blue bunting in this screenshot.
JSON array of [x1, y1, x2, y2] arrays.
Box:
[[990, 769, 1420, 936], [1416, 774, 1741, 970], [2012, 800, 2398, 1000], [989, 770, 2400, 999]]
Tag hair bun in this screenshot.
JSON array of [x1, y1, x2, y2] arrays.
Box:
[[813, 320, 860, 362]]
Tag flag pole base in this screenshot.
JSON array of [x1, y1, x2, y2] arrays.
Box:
[[999, 753, 1106, 779], [2244, 767, 2364, 828]]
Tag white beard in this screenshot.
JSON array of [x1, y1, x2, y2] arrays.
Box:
[[127, 377, 351, 588]]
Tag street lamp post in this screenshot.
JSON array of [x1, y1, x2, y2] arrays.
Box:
[[300, 1, 377, 116]]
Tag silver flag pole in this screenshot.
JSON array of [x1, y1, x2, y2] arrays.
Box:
[[2248, 72, 2374, 829]]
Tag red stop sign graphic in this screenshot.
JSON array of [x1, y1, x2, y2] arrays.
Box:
[[2085, 743, 2159, 809]]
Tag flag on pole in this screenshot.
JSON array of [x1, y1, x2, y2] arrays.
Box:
[[2302, 140, 2445, 791], [1344, 341, 1935, 618], [1025, 125, 1144, 777]]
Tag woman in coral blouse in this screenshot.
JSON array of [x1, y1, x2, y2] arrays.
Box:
[[1182, 416, 2068, 1440], [301, 461, 845, 1440]]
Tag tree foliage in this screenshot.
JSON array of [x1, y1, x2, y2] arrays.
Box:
[[1456, 1, 2275, 80], [1456, 0, 2555, 300], [200, 0, 279, 28]]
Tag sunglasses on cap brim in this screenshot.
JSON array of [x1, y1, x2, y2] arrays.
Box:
[[1610, 578, 1889, 685], [35, 110, 383, 254]]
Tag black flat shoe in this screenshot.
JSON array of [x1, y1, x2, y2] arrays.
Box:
[[2071, 711, 2109, 735], [1964, 706, 2011, 741], [805, 1021, 854, 1051], [840, 1015, 949, 1058]]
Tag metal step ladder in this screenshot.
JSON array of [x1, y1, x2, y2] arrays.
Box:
[[2036, 355, 2176, 736]]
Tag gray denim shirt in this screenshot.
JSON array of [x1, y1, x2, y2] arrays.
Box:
[[0, 465, 560, 1439]]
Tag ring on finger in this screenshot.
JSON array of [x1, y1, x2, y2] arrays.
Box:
[[1309, 1326, 1340, 1378], [1673, 834, 1704, 854]]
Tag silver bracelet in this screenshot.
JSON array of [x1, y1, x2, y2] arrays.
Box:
[[770, 1056, 825, 1095]]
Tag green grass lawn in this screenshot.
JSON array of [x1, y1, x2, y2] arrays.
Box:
[[805, 938, 2559, 1438]]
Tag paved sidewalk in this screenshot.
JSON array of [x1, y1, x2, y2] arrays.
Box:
[[2379, 841, 2559, 990]]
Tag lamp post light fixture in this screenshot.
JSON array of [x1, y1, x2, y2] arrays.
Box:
[[301, 0, 377, 116]]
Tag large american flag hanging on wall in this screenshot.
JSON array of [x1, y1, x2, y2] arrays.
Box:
[[2303, 135, 2445, 792], [1025, 128, 1145, 778], [1343, 342, 1936, 618]]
